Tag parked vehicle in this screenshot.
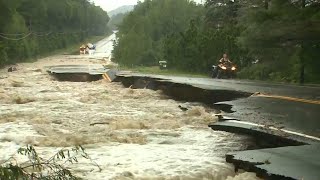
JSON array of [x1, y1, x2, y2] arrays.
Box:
[[159, 61, 167, 70]]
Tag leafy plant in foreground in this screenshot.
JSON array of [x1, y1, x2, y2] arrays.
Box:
[[0, 145, 101, 180]]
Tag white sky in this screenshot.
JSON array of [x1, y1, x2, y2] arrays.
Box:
[[93, 0, 203, 12]]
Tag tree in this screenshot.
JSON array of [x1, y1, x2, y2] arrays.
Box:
[[113, 0, 202, 66], [108, 13, 129, 30], [113, 0, 320, 83], [0, 0, 111, 67], [239, 0, 320, 83]]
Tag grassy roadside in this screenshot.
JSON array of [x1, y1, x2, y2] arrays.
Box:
[[117, 66, 320, 87], [119, 66, 208, 78]]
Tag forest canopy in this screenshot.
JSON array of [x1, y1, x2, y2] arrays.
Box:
[[0, 0, 111, 67], [113, 0, 320, 83]]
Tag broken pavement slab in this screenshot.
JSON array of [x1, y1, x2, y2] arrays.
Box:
[[102, 69, 118, 82], [46, 64, 118, 82], [226, 144, 320, 180], [114, 74, 252, 103], [209, 120, 320, 146], [210, 120, 320, 180], [46, 64, 109, 75], [115, 73, 320, 179]]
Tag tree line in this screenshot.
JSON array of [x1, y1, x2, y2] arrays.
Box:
[[113, 0, 320, 83], [108, 13, 129, 30], [0, 0, 111, 67]]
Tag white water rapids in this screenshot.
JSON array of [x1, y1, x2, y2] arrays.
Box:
[[0, 36, 261, 180]]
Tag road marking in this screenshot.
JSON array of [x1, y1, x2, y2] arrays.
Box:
[[227, 120, 320, 141], [253, 94, 320, 105]]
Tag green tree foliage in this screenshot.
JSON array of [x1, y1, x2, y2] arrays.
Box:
[[0, 145, 100, 179], [239, 0, 320, 83], [113, 0, 248, 73], [114, 0, 319, 83], [113, 0, 203, 66], [0, 0, 111, 67]]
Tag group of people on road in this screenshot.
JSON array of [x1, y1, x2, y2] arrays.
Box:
[[79, 43, 96, 55]]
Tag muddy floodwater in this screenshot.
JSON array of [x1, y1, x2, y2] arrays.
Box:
[[0, 55, 260, 180]]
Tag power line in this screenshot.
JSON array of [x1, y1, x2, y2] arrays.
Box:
[[0, 32, 30, 36], [33, 32, 52, 36], [0, 29, 91, 40], [0, 32, 32, 41]]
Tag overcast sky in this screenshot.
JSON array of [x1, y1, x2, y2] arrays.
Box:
[[93, 0, 203, 12]]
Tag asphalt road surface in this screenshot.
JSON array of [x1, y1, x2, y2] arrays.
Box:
[[90, 32, 116, 59], [117, 73, 320, 137], [94, 32, 320, 138]]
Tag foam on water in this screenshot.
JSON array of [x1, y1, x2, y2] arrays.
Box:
[[0, 56, 261, 180]]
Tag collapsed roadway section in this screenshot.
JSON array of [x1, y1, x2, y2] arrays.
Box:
[[115, 72, 320, 180], [46, 67, 320, 180]]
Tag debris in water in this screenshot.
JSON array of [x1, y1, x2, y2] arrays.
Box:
[[8, 66, 17, 72], [178, 105, 188, 111]]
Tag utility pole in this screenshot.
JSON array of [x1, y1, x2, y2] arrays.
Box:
[[299, 0, 306, 85]]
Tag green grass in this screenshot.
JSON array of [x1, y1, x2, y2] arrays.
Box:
[[119, 66, 208, 78]]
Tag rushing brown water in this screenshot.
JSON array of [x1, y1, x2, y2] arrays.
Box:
[[0, 52, 261, 179]]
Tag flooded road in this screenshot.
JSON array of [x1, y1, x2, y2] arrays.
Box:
[[0, 35, 260, 180]]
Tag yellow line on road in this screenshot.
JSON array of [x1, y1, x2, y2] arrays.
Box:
[[254, 94, 320, 105]]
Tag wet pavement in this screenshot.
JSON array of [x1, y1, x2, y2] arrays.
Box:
[[221, 97, 320, 137], [93, 33, 116, 59], [226, 144, 320, 180], [115, 73, 320, 180], [209, 120, 320, 180], [46, 64, 109, 74], [117, 73, 320, 138]]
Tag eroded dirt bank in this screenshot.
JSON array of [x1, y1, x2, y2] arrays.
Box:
[[0, 55, 260, 179]]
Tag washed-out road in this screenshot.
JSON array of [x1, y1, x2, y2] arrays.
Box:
[[117, 72, 320, 138], [0, 33, 262, 179]]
